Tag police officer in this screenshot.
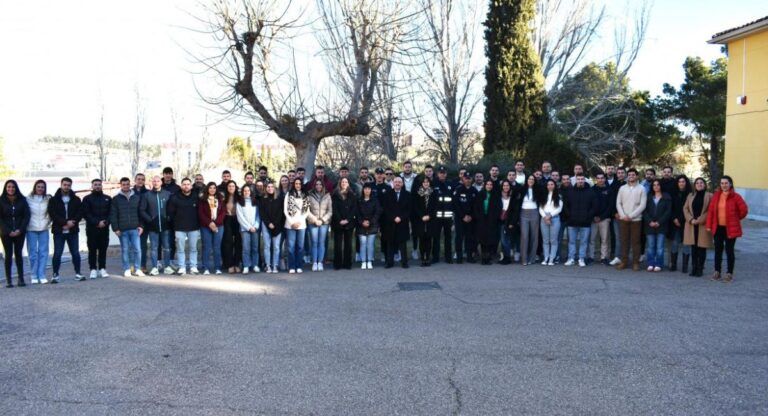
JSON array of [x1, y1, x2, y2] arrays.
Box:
[[431, 166, 454, 264], [453, 171, 477, 263]]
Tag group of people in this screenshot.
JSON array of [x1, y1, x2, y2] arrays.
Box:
[[0, 160, 750, 288]]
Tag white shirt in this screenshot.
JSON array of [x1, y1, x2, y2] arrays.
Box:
[[538, 192, 563, 217], [501, 196, 511, 212], [521, 188, 537, 210]]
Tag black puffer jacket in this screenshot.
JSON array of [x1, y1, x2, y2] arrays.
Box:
[[564, 185, 597, 227], [167, 191, 199, 232], [48, 189, 83, 234], [331, 191, 357, 230], [356, 197, 382, 235], [82, 191, 112, 229], [110, 190, 142, 232], [0, 196, 30, 236]]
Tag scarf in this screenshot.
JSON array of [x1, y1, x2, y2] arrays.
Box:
[[692, 191, 705, 218]]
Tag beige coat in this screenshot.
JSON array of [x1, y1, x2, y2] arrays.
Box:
[[683, 192, 713, 248], [307, 191, 332, 225]]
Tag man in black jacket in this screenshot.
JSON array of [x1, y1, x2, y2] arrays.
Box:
[[382, 177, 411, 268], [453, 172, 477, 263], [431, 166, 454, 264], [140, 175, 172, 275], [48, 177, 83, 282], [608, 167, 627, 265], [588, 172, 613, 265], [167, 178, 200, 275], [564, 175, 597, 267], [111, 177, 144, 277], [133, 173, 149, 272], [82, 179, 112, 278]]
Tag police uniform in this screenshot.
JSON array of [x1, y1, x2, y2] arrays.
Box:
[[431, 167, 454, 263], [453, 177, 478, 263]]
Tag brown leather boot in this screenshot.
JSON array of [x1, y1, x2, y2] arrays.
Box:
[[722, 273, 733, 283], [711, 271, 721, 281], [616, 262, 626, 270], [632, 263, 640, 272]]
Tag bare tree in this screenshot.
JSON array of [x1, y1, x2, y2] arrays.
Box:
[[411, 0, 483, 166], [192, 0, 417, 171], [170, 104, 183, 173], [130, 86, 147, 177], [544, 1, 651, 166], [190, 115, 212, 176]]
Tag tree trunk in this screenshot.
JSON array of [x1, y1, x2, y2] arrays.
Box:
[[709, 135, 722, 185], [294, 139, 320, 173]]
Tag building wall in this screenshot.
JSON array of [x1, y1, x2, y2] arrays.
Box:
[[725, 29, 768, 219]]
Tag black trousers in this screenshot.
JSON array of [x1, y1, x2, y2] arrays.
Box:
[[222, 216, 242, 269], [2, 233, 25, 283], [454, 218, 475, 260], [418, 233, 433, 262], [432, 219, 452, 262], [139, 231, 149, 269], [691, 245, 707, 272], [385, 239, 408, 266], [714, 226, 736, 274], [86, 227, 109, 270], [333, 228, 353, 269]]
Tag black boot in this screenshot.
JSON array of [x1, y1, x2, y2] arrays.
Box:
[[681, 254, 689, 274], [17, 276, 25, 287], [689, 251, 697, 276], [5, 275, 13, 288], [669, 252, 678, 272], [696, 251, 706, 277]]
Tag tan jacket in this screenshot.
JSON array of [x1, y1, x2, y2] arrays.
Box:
[[307, 191, 332, 225], [683, 192, 713, 248]]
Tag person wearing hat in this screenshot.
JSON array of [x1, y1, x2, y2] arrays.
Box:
[[453, 171, 478, 263], [431, 166, 454, 264]]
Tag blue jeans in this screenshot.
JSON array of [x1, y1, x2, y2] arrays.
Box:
[[175, 230, 200, 269], [200, 227, 222, 272], [26, 230, 49, 279], [540, 215, 561, 261], [262, 227, 281, 269], [359, 233, 376, 262], [53, 232, 81, 275], [285, 228, 306, 270], [567, 227, 591, 261], [308, 224, 329, 263], [149, 230, 172, 269], [241, 230, 260, 268], [118, 229, 141, 272], [646, 233, 666, 267], [612, 218, 622, 258], [500, 225, 512, 258], [555, 222, 566, 260]]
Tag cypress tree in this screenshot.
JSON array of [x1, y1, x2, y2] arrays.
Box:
[[483, 0, 546, 156]]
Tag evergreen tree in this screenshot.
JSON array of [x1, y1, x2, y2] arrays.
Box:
[[483, 0, 546, 156]]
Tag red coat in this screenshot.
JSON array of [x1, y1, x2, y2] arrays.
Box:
[[705, 190, 748, 238], [198, 196, 226, 228]]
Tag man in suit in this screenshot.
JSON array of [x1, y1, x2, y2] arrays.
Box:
[[382, 176, 411, 269]]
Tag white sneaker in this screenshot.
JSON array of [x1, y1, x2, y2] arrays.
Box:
[[177, 268, 187, 275], [265, 266, 272, 273], [203, 270, 210, 275], [653, 266, 662, 272], [89, 270, 98, 279], [51, 274, 60, 283], [253, 266, 260, 273], [361, 262, 366, 270], [31, 278, 40, 284], [547, 260, 555, 266], [99, 269, 109, 278], [317, 263, 323, 271], [312, 263, 318, 272], [163, 266, 175, 275], [271, 268, 278, 274], [564, 259, 575, 266], [367, 261, 373, 270], [578, 259, 586, 267], [411, 249, 419, 260], [541, 258, 549, 266], [297, 268, 303, 274], [190, 267, 199, 274], [40, 277, 49, 284], [75, 274, 86, 281], [149, 267, 160, 276], [289, 269, 296, 274], [123, 270, 132, 277], [647, 266, 654, 272], [215, 270, 222, 275], [243, 267, 250, 274], [134, 270, 146, 277], [609, 257, 621, 266]]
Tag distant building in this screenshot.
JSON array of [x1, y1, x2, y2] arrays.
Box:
[[709, 16, 768, 219]]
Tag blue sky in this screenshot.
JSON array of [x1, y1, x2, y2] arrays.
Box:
[[0, 0, 766, 152]]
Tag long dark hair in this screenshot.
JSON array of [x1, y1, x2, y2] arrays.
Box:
[[238, 184, 256, 206], [224, 180, 238, 204], [676, 174, 692, 195], [1, 179, 24, 201], [289, 178, 305, 198], [29, 179, 48, 198], [202, 182, 220, 200], [539, 179, 560, 208]]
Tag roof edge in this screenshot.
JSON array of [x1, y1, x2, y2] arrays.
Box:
[[709, 16, 768, 44]]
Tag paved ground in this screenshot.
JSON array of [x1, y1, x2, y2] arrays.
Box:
[[1, 222, 767, 415]]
